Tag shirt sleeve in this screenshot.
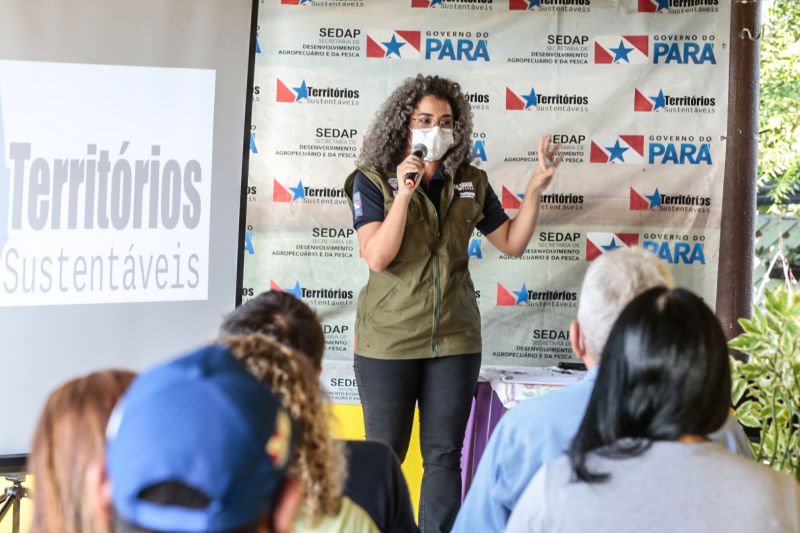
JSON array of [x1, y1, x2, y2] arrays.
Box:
[[454, 412, 539, 533], [454, 399, 565, 533], [476, 182, 509, 236], [453, 421, 512, 533], [352, 171, 386, 230], [504, 466, 549, 533]]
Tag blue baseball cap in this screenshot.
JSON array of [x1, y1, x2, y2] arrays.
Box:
[[106, 344, 294, 532]]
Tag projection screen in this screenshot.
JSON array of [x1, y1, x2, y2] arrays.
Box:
[[0, 0, 256, 459]]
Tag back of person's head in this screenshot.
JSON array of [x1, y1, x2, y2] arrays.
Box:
[[106, 344, 299, 533], [569, 287, 731, 483], [29, 369, 135, 533], [223, 333, 346, 526], [577, 248, 674, 358], [220, 291, 325, 369]]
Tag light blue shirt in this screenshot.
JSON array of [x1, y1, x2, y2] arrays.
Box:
[[454, 367, 599, 533], [453, 367, 752, 533]]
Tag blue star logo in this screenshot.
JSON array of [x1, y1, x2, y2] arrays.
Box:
[[382, 35, 406, 58], [293, 80, 308, 102], [513, 283, 529, 305], [290, 180, 305, 201], [650, 89, 667, 111], [610, 40, 634, 63], [299, 0, 313, 4], [601, 238, 621, 252], [523, 88, 538, 110], [605, 139, 629, 163], [430, 0, 444, 5], [528, 0, 541, 8], [656, 0, 670, 11], [646, 188, 662, 209], [288, 281, 303, 299]]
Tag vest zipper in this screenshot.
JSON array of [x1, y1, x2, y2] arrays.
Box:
[[435, 179, 454, 356], [418, 189, 442, 357], [420, 177, 454, 358]]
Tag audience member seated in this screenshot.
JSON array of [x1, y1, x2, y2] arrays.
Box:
[[506, 287, 800, 532], [221, 291, 418, 533], [454, 248, 751, 532], [29, 369, 136, 533], [95, 345, 303, 533]]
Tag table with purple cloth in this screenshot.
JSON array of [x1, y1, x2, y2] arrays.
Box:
[[460, 365, 587, 499]]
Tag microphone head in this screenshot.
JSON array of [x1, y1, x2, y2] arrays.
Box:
[[412, 143, 428, 159]]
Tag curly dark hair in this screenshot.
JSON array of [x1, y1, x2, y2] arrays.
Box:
[[358, 74, 473, 176], [224, 334, 346, 525]]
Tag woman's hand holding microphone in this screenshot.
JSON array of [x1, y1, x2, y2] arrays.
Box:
[[397, 153, 425, 196]]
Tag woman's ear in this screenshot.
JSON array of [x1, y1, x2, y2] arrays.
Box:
[[85, 458, 113, 525]]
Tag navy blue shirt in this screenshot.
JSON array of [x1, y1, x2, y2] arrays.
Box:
[[351, 169, 508, 235], [343, 440, 417, 533]]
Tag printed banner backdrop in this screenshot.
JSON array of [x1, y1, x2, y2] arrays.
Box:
[[244, 0, 731, 403]]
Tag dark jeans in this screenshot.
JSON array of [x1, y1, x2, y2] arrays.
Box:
[[354, 353, 481, 533]]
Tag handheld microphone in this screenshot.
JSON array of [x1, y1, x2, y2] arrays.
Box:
[[405, 143, 428, 189]]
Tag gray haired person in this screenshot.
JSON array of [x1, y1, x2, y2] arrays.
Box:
[[454, 248, 752, 533]]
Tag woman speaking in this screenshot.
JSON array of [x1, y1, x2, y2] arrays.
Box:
[[344, 74, 561, 532]]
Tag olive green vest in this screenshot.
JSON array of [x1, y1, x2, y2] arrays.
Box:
[[344, 164, 489, 359]]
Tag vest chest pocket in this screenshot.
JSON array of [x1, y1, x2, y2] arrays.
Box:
[[442, 196, 481, 254], [447, 194, 482, 227]]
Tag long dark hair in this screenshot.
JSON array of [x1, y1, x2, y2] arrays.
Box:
[[569, 287, 731, 483]]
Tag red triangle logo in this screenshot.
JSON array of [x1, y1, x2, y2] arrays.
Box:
[[589, 141, 608, 163], [366, 35, 385, 58], [505, 87, 525, 110], [618, 233, 640, 247], [595, 41, 613, 64], [634, 89, 653, 112], [630, 187, 650, 210], [586, 240, 603, 261], [624, 35, 649, 57], [270, 280, 283, 291], [620, 135, 645, 157], [509, 0, 529, 9], [396, 31, 421, 52], [411, 0, 430, 6], [276, 79, 296, 103], [273, 180, 293, 203], [638, 0, 658, 12], [501, 186, 522, 209], [496, 283, 517, 306]]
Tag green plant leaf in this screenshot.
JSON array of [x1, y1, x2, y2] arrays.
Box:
[[739, 363, 768, 380], [735, 401, 761, 428], [732, 375, 748, 405], [740, 317, 760, 335], [729, 333, 760, 352]]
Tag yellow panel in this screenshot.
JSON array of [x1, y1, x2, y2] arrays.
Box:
[[330, 404, 422, 517]]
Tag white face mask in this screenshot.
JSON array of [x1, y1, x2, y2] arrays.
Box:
[[410, 126, 455, 162]]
